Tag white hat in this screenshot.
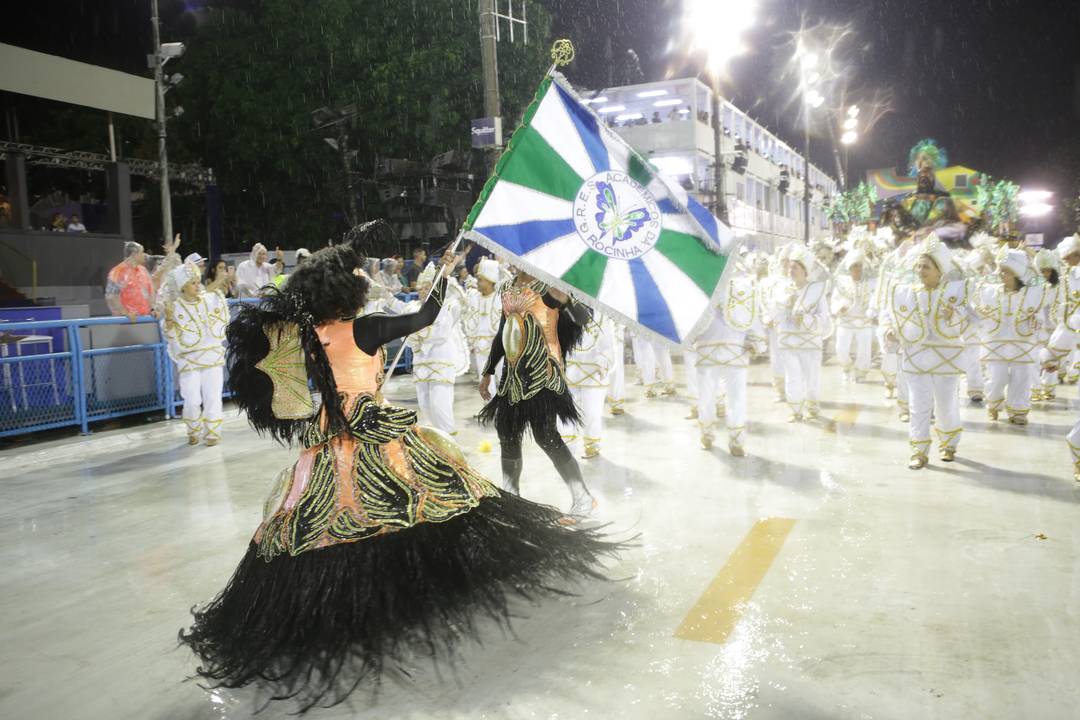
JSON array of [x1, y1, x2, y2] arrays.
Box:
[[416, 262, 438, 287], [969, 231, 995, 249], [183, 252, 206, 266], [787, 244, 815, 273], [1057, 234, 1080, 260], [295, 247, 312, 260], [476, 258, 500, 284], [1035, 248, 1059, 272], [998, 248, 1030, 282], [169, 263, 200, 292], [842, 249, 866, 270], [916, 233, 953, 274]]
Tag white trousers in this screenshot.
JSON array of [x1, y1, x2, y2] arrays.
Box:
[[1067, 417, 1080, 468], [962, 344, 984, 394], [985, 361, 1035, 414], [559, 385, 607, 452], [779, 349, 821, 409], [179, 366, 224, 439], [607, 353, 625, 403], [836, 326, 873, 374], [416, 381, 455, 435], [907, 373, 961, 451], [683, 350, 699, 399], [632, 337, 673, 386], [696, 365, 746, 440], [768, 328, 783, 378]]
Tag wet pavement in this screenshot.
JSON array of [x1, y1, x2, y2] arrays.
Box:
[[1, 360, 1078, 719]]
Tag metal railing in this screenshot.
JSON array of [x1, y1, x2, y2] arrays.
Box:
[[0, 299, 414, 439]]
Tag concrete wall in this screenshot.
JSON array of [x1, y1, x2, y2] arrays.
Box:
[[0, 230, 124, 294]]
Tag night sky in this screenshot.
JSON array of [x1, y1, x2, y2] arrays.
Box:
[[5, 0, 1080, 195]]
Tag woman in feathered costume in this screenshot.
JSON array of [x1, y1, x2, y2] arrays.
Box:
[[900, 138, 964, 242], [179, 221, 620, 712]]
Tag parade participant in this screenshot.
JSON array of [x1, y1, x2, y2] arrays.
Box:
[[462, 258, 502, 382], [1057, 235, 1080, 384], [960, 236, 999, 403], [771, 244, 831, 422], [631, 334, 675, 397], [872, 232, 915, 419], [831, 249, 876, 382], [976, 249, 1046, 425], [693, 267, 766, 455], [1034, 248, 1063, 401], [761, 244, 793, 402], [234, 243, 277, 297], [559, 314, 617, 459], [606, 321, 627, 415], [180, 236, 619, 712], [161, 263, 229, 446], [478, 269, 596, 520], [883, 234, 975, 469], [405, 263, 470, 435], [105, 241, 155, 322], [1040, 251, 1080, 480]]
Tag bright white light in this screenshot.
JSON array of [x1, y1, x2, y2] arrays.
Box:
[[841, 130, 858, 145], [806, 71, 821, 85], [1018, 189, 1053, 203], [650, 156, 695, 176], [843, 117, 858, 130], [582, 96, 608, 105], [800, 51, 819, 71], [615, 113, 645, 122], [597, 105, 626, 114], [637, 89, 668, 98], [653, 98, 684, 107], [1019, 203, 1053, 217], [847, 105, 860, 118], [805, 90, 825, 108], [683, 0, 757, 75], [677, 108, 691, 114]]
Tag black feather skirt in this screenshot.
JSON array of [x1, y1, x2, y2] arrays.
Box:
[[179, 493, 618, 713]]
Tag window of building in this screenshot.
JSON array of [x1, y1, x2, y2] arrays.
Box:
[[736, 182, 745, 202], [954, 174, 968, 189]]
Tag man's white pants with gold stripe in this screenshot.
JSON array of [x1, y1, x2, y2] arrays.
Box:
[[696, 365, 746, 443], [907, 373, 961, 455], [559, 385, 606, 453], [179, 365, 224, 440], [779, 349, 821, 411], [416, 381, 455, 435], [985, 361, 1035, 416]]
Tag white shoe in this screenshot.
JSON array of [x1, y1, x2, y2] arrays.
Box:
[[560, 492, 598, 525]]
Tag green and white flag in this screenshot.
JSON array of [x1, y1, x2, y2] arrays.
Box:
[[463, 73, 735, 347]]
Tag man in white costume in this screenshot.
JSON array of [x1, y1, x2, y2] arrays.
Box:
[[462, 258, 503, 382], [693, 267, 766, 456], [558, 314, 617, 459], [405, 264, 470, 435], [631, 334, 675, 397], [831, 249, 876, 382], [606, 321, 627, 415], [976, 249, 1047, 425], [771, 244, 831, 422], [161, 264, 229, 445], [1040, 252, 1080, 481], [882, 234, 976, 469]]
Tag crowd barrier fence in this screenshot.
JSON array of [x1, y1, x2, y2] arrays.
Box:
[[0, 298, 415, 438]]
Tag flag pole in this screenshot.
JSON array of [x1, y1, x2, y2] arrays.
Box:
[[378, 40, 576, 392]]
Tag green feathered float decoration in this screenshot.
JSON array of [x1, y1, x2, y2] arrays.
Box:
[[908, 138, 948, 175], [829, 182, 879, 224], [974, 174, 1020, 235]]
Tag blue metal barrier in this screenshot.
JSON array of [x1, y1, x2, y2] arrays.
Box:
[[0, 299, 418, 438]]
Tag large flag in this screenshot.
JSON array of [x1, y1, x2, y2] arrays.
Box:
[[463, 73, 735, 347]]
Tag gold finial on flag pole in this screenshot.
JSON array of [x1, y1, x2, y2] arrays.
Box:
[[550, 39, 575, 68]]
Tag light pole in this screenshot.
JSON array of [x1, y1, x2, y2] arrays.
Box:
[[682, 0, 756, 222], [150, 0, 184, 247], [799, 50, 823, 244]]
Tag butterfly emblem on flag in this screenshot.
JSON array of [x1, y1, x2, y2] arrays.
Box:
[[594, 181, 652, 243]]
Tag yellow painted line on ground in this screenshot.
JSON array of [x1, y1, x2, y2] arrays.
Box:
[[675, 517, 797, 645], [825, 403, 861, 433]]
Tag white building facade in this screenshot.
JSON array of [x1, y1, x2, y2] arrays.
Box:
[[585, 78, 838, 250]]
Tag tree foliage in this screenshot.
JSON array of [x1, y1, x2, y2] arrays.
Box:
[[171, 0, 552, 250]]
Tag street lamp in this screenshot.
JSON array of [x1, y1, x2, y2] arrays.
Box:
[[796, 43, 823, 244], [681, 0, 757, 222]]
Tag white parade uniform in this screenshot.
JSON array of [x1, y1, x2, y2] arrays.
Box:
[[693, 274, 766, 451], [405, 281, 470, 435], [463, 288, 502, 382], [606, 322, 627, 414], [831, 273, 876, 380], [558, 316, 617, 458], [872, 243, 912, 412], [1041, 265, 1080, 478], [632, 334, 674, 396], [885, 278, 975, 460], [771, 278, 831, 418], [759, 267, 788, 400], [976, 282, 1047, 421], [162, 286, 229, 442]]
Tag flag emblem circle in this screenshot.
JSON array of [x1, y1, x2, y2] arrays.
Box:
[[573, 170, 661, 261]]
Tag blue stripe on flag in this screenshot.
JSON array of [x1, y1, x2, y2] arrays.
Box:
[[686, 196, 720, 244], [553, 83, 610, 175], [657, 198, 679, 214], [473, 218, 577, 256], [628, 258, 679, 342]]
